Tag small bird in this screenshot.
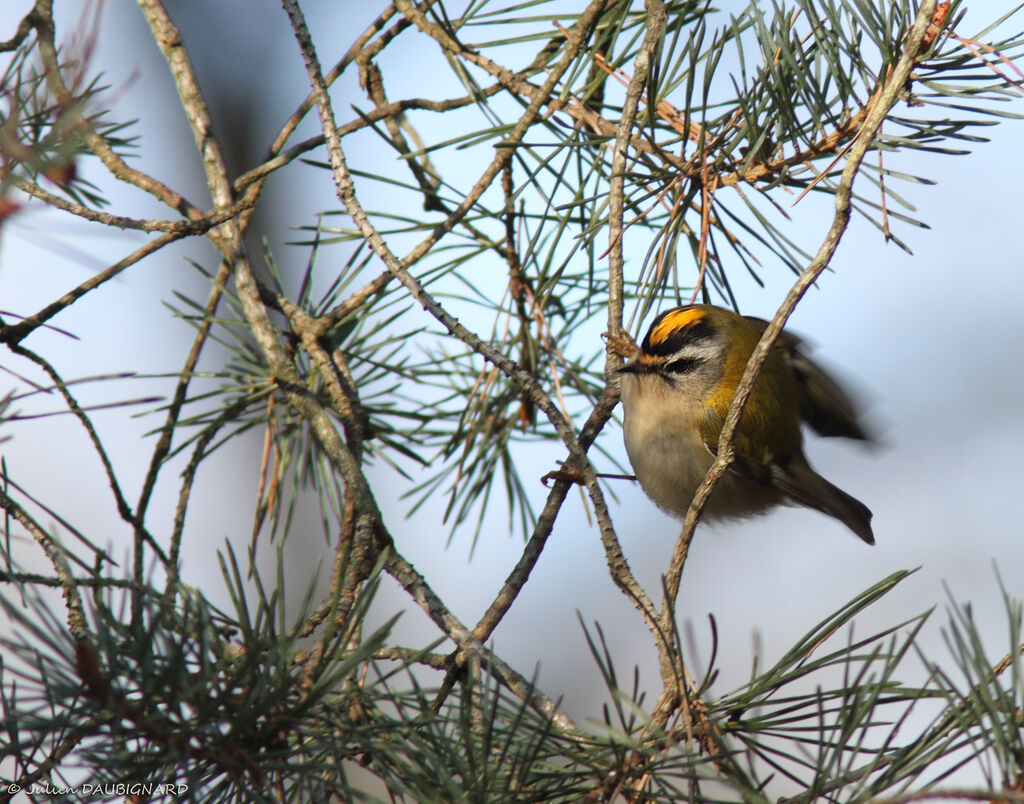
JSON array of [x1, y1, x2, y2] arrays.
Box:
[[618, 304, 874, 544]]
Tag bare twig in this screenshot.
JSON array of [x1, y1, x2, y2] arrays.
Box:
[[383, 548, 579, 732], [32, 0, 217, 245], [602, 0, 669, 656], [668, 0, 941, 602], [0, 1, 38, 52], [0, 485, 86, 637], [281, 0, 613, 538], [0, 230, 190, 346], [282, 0, 608, 725], [8, 345, 149, 549], [134, 261, 232, 561], [163, 395, 255, 602], [10, 175, 253, 234]]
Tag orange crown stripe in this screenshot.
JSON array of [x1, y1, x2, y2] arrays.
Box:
[[648, 307, 705, 347]]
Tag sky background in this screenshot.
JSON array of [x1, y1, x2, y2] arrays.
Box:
[[2, 0, 1023, 789]]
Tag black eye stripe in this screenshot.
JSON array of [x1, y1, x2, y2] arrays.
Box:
[[664, 357, 703, 374]]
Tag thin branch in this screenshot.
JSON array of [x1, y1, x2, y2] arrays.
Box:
[[383, 548, 579, 732], [32, 0, 217, 244], [278, 296, 374, 458], [162, 395, 254, 602], [0, 571, 138, 589], [264, 4, 401, 162], [233, 81, 508, 194], [469, 371, 635, 649], [136, 0, 238, 248], [10, 175, 252, 234], [282, 0, 615, 523], [133, 262, 231, 559], [669, 0, 941, 600], [0, 485, 86, 637], [601, 0, 668, 649], [7, 345, 147, 547], [282, 0, 604, 729], [0, 1, 39, 52], [0, 230, 189, 346]]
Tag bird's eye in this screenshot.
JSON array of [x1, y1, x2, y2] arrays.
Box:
[[664, 357, 701, 374]]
